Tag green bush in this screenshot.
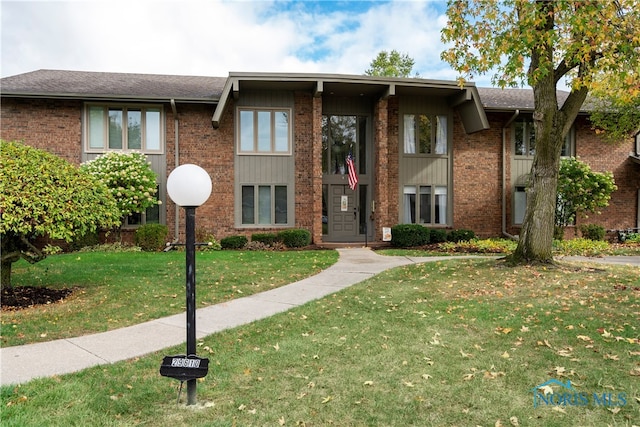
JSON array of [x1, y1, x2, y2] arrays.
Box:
[[554, 238, 609, 257], [134, 224, 168, 252], [429, 228, 448, 243], [626, 233, 640, 243], [447, 229, 475, 243], [69, 230, 100, 252], [221, 235, 248, 250], [196, 227, 221, 251], [579, 224, 606, 241], [390, 224, 430, 247], [252, 233, 279, 246], [277, 229, 311, 248]]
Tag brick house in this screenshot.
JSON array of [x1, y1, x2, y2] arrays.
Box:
[[1, 70, 638, 245]]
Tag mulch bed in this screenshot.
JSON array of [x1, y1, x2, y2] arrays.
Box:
[[1, 286, 74, 310]]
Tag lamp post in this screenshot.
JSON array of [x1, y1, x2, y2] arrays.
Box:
[[166, 164, 212, 405]]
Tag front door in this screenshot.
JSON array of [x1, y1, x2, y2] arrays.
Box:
[[322, 115, 372, 242]]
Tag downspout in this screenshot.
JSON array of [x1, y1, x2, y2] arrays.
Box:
[[171, 99, 180, 242], [502, 110, 519, 240]]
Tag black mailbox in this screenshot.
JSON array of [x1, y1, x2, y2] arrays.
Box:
[[160, 355, 209, 381]]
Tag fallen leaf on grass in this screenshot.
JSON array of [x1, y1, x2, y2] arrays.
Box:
[[509, 416, 520, 426], [501, 351, 510, 359], [321, 396, 333, 404], [363, 381, 374, 386], [604, 353, 619, 361]]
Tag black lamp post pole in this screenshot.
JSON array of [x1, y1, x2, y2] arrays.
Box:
[[185, 206, 197, 405]]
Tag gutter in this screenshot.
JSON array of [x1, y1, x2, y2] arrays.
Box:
[[502, 110, 519, 240], [171, 99, 180, 242]]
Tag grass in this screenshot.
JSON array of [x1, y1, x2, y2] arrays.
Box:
[[1, 250, 338, 347], [2, 256, 639, 426]]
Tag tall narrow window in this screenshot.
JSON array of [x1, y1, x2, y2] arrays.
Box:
[[108, 109, 123, 149], [514, 186, 527, 224], [514, 119, 535, 156]]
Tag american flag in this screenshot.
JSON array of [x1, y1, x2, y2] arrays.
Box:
[[346, 152, 358, 190]]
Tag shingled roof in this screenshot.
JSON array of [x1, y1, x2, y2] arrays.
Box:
[[2, 69, 582, 112], [477, 87, 572, 111], [0, 69, 225, 102]]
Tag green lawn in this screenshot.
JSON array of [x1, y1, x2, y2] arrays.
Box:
[[1, 250, 338, 347], [2, 255, 638, 426]]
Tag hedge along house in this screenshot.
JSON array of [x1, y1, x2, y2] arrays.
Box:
[[1, 70, 638, 245]]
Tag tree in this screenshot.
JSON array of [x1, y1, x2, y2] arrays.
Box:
[[555, 157, 617, 238], [442, 0, 640, 263], [0, 141, 119, 288], [80, 152, 161, 228], [365, 50, 418, 78]]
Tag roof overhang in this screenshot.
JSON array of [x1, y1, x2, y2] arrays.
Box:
[[211, 72, 489, 134]]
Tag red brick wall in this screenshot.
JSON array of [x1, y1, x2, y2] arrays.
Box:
[[573, 116, 638, 235], [3, 96, 637, 244], [452, 112, 504, 237], [1, 98, 82, 164]]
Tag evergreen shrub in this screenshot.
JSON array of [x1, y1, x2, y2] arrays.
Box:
[[134, 224, 169, 251], [390, 224, 429, 247]]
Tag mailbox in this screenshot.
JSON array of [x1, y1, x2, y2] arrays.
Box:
[[160, 355, 209, 381]]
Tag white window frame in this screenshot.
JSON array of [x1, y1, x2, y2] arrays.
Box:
[[237, 108, 292, 155], [84, 104, 164, 154], [403, 114, 448, 156]]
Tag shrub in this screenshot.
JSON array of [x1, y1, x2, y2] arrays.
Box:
[[554, 238, 609, 256], [429, 229, 448, 243], [252, 233, 279, 246], [278, 229, 311, 248], [579, 224, 606, 241], [390, 224, 430, 247], [134, 224, 168, 251], [196, 227, 221, 251], [221, 235, 248, 250], [69, 230, 100, 252], [447, 229, 475, 243], [626, 233, 640, 243], [440, 238, 516, 254]]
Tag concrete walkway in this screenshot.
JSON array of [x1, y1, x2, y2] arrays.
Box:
[[1, 248, 638, 386]]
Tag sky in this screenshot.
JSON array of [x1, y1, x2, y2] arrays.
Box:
[[1, 0, 496, 86]]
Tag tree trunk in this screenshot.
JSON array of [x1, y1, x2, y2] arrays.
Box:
[[1, 260, 12, 289]]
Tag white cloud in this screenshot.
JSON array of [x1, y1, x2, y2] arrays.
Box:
[[0, 0, 492, 86]]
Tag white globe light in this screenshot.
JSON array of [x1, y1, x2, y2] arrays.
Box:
[[167, 164, 212, 207]]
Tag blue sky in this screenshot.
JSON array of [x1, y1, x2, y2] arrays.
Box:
[[1, 0, 497, 85]]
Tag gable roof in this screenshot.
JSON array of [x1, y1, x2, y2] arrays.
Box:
[[0, 69, 225, 103]]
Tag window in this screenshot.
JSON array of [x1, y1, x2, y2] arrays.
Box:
[[403, 185, 447, 225], [238, 109, 291, 154], [241, 185, 288, 225], [125, 185, 161, 227], [403, 114, 447, 155], [514, 186, 527, 225], [514, 118, 574, 157], [86, 105, 163, 153]]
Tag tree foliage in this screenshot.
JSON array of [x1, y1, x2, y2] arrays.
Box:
[[555, 157, 617, 237], [0, 140, 119, 287], [365, 50, 418, 78], [81, 151, 160, 224], [441, 0, 640, 264]]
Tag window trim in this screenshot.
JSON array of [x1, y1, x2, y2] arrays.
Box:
[[237, 108, 292, 156], [402, 113, 449, 157], [240, 184, 290, 227], [84, 103, 165, 154], [402, 184, 448, 226], [512, 118, 575, 158]]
